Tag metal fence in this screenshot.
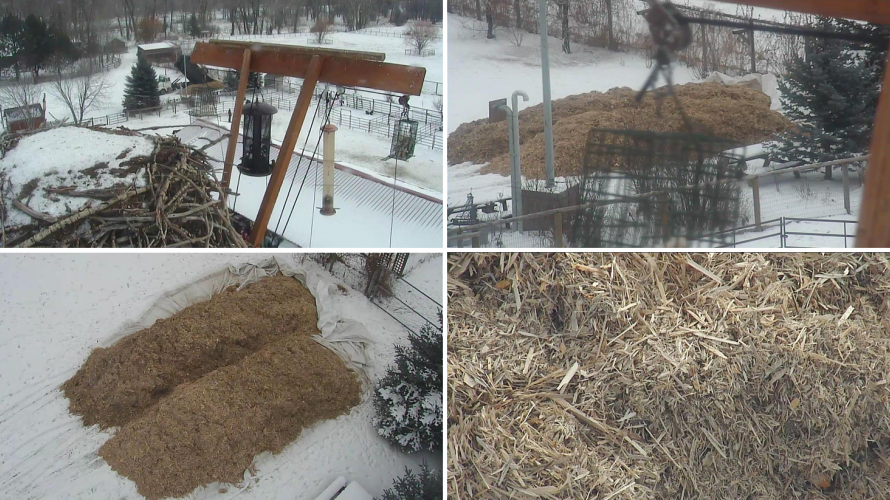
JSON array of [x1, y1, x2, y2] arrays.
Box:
[[448, 156, 868, 249], [304, 253, 440, 335]]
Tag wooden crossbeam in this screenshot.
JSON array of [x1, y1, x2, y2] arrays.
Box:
[[191, 41, 425, 95], [711, 0, 890, 25]]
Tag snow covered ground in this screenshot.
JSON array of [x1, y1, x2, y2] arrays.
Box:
[[446, 9, 866, 249], [0, 127, 154, 227], [0, 253, 443, 500]]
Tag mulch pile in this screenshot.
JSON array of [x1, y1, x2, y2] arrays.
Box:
[[448, 83, 791, 178], [448, 253, 890, 500], [63, 275, 361, 499]]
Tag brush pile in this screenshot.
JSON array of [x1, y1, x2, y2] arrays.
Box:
[[1, 127, 247, 248], [448, 253, 890, 500]]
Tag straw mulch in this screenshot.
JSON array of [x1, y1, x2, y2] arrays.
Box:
[[447, 83, 791, 178], [448, 253, 890, 499]]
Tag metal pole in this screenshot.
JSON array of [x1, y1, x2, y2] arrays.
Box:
[[511, 90, 529, 232], [497, 103, 519, 230], [538, 0, 556, 188]]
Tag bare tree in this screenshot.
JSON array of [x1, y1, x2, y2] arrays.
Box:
[[0, 81, 44, 130], [50, 73, 112, 125], [311, 17, 332, 44], [405, 21, 437, 53]]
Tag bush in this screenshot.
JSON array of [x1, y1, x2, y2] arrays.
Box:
[[378, 463, 442, 500], [373, 312, 443, 453]]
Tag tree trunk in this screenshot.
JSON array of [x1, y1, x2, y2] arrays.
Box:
[[561, 1, 570, 54], [701, 25, 709, 76], [486, 12, 494, 39], [514, 0, 521, 29], [605, 0, 615, 50], [475, 0, 482, 21]]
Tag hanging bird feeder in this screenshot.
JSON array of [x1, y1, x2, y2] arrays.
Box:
[[387, 95, 418, 161], [239, 101, 278, 177]]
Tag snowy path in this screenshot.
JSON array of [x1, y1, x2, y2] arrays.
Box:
[[0, 254, 442, 500]]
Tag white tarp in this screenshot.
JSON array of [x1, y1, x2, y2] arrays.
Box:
[[101, 256, 374, 384], [704, 72, 782, 111]]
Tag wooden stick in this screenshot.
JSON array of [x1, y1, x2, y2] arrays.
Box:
[[857, 43, 890, 247], [713, 0, 890, 24], [12, 199, 56, 223], [248, 55, 325, 248], [222, 48, 252, 202], [18, 187, 150, 248]]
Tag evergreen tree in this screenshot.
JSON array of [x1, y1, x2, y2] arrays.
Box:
[[188, 14, 201, 38], [123, 56, 161, 110], [769, 18, 880, 176], [373, 312, 443, 453], [378, 463, 442, 500]]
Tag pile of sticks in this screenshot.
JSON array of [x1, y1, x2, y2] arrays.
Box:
[[2, 134, 248, 248]]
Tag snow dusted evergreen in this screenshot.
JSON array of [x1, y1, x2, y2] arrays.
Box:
[[373, 312, 443, 453], [769, 18, 886, 168], [378, 463, 442, 500], [122, 56, 160, 111]]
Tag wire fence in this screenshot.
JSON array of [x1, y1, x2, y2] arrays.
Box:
[[0, 55, 123, 86], [448, 156, 868, 249]]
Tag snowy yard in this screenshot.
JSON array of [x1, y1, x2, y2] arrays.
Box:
[[0, 253, 443, 499]]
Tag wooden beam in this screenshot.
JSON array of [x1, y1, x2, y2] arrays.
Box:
[[248, 55, 325, 248], [856, 44, 890, 247], [711, 0, 890, 25], [190, 43, 426, 96], [222, 48, 252, 202], [209, 39, 386, 61]]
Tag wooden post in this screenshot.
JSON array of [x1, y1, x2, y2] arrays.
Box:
[[751, 177, 762, 230], [842, 163, 851, 215], [248, 55, 325, 248], [554, 212, 564, 248], [857, 44, 890, 247], [748, 27, 756, 73], [222, 48, 252, 200]]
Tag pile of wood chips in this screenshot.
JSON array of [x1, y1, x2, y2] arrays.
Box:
[[447, 83, 791, 178], [448, 253, 890, 499], [1, 128, 247, 248], [63, 275, 361, 499]]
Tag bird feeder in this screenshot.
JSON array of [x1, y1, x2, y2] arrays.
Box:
[[239, 101, 278, 177], [389, 119, 418, 161]]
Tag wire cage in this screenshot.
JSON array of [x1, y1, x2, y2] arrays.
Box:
[[389, 119, 418, 161], [187, 90, 219, 118], [239, 101, 278, 177], [572, 128, 747, 248]]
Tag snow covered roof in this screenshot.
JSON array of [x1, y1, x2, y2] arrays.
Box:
[[138, 42, 180, 52], [176, 121, 442, 248], [3, 104, 43, 122]]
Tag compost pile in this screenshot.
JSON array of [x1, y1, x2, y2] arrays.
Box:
[[448, 253, 890, 500], [63, 275, 361, 499], [1, 128, 246, 248], [447, 83, 791, 178]]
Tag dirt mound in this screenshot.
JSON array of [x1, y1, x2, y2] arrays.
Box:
[[63, 275, 320, 428], [448, 253, 890, 499], [100, 334, 360, 499], [448, 83, 791, 178]]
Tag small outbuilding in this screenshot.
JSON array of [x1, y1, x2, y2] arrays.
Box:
[[104, 38, 128, 55], [3, 100, 46, 133], [137, 42, 182, 64]]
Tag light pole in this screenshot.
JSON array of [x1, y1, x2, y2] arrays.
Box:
[[538, 0, 556, 188]]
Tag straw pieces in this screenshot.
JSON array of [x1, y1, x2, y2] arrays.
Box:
[[448, 253, 890, 499]]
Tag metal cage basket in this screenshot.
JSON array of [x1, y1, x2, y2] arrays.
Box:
[[389, 119, 418, 161]]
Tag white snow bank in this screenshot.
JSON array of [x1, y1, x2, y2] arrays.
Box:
[[0, 127, 154, 227]]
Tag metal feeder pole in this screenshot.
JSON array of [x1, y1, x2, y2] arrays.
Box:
[[538, 0, 556, 188], [511, 91, 529, 232], [496, 103, 518, 230]]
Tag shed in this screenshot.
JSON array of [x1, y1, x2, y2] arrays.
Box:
[[3, 100, 45, 133], [104, 38, 127, 55], [137, 42, 182, 64]]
